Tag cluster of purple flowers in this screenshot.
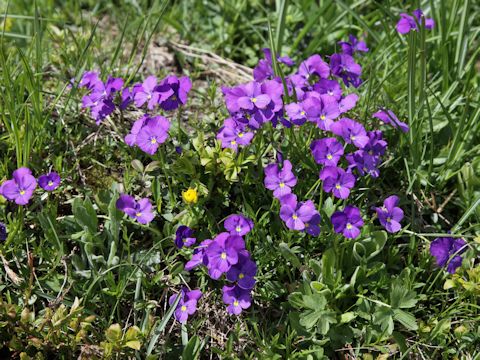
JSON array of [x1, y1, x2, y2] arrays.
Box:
[[217, 36, 370, 152], [80, 72, 191, 123], [0, 168, 60, 205], [116, 194, 155, 225], [181, 214, 257, 316], [396, 9, 435, 34]]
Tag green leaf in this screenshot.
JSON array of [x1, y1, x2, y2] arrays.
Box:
[[125, 340, 141, 350], [105, 323, 122, 343], [182, 335, 203, 359], [340, 312, 357, 324], [278, 242, 301, 269], [321, 248, 336, 287], [316, 310, 337, 335], [299, 309, 323, 329], [393, 309, 418, 331], [72, 198, 97, 234]]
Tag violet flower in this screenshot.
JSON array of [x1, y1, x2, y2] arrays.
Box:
[[264, 160, 297, 199], [298, 54, 330, 81], [169, 289, 202, 324], [222, 284, 252, 315], [330, 117, 369, 148], [313, 79, 342, 101], [136, 116, 171, 155], [38, 172, 61, 191], [304, 212, 321, 236], [224, 214, 254, 236], [205, 232, 245, 279], [374, 195, 404, 233], [185, 239, 212, 271], [279, 194, 316, 231], [372, 109, 409, 133], [330, 53, 362, 87], [0, 167, 37, 205], [175, 225, 196, 248], [430, 237, 466, 274], [397, 9, 435, 34], [157, 75, 192, 111], [133, 75, 160, 109], [310, 137, 344, 167], [320, 166, 356, 199], [217, 118, 254, 151], [338, 35, 369, 56], [116, 194, 155, 224], [331, 205, 364, 239], [226, 251, 257, 289]]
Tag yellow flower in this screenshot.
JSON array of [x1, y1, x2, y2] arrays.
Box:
[[182, 188, 198, 204]]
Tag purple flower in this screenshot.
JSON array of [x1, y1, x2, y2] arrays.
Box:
[[338, 35, 369, 56], [302, 95, 340, 130], [185, 239, 212, 271], [279, 194, 316, 231], [136, 116, 171, 155], [253, 48, 295, 82], [80, 75, 123, 124], [38, 172, 61, 191], [374, 195, 404, 233], [133, 76, 160, 109], [285, 102, 308, 126], [330, 53, 362, 88], [298, 54, 330, 81], [372, 109, 409, 133], [346, 150, 380, 178], [125, 115, 148, 147], [175, 225, 196, 248], [339, 94, 359, 114], [331, 205, 363, 239], [222, 284, 252, 315], [264, 160, 297, 199], [226, 251, 257, 289], [217, 118, 254, 151], [430, 237, 466, 274], [0, 167, 37, 205], [0, 222, 7, 242], [79, 71, 102, 91], [116, 194, 155, 224], [397, 9, 434, 35], [205, 232, 245, 279], [330, 118, 369, 148], [120, 87, 133, 110], [224, 214, 254, 236], [313, 79, 342, 101], [320, 166, 356, 199], [157, 75, 192, 111], [310, 137, 344, 167], [304, 212, 321, 236], [169, 289, 202, 323]]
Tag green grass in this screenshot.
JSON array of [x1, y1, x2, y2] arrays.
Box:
[[0, 0, 479, 359]]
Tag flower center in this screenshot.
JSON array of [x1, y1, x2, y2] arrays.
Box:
[[251, 97, 257, 103], [335, 184, 341, 190], [346, 223, 353, 230], [387, 217, 392, 223], [235, 226, 242, 233], [350, 135, 356, 141], [279, 182, 285, 188], [327, 90, 333, 96], [292, 214, 298, 220], [327, 154, 333, 160], [150, 137, 157, 144], [19, 190, 25, 195], [368, 150, 374, 155], [233, 300, 239, 307], [300, 111, 306, 116], [239, 273, 244, 279], [320, 115, 326, 120], [136, 212, 142, 217], [181, 305, 187, 312], [48, 181, 53, 187], [221, 252, 227, 260], [230, 140, 237, 145], [238, 132, 244, 138]]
